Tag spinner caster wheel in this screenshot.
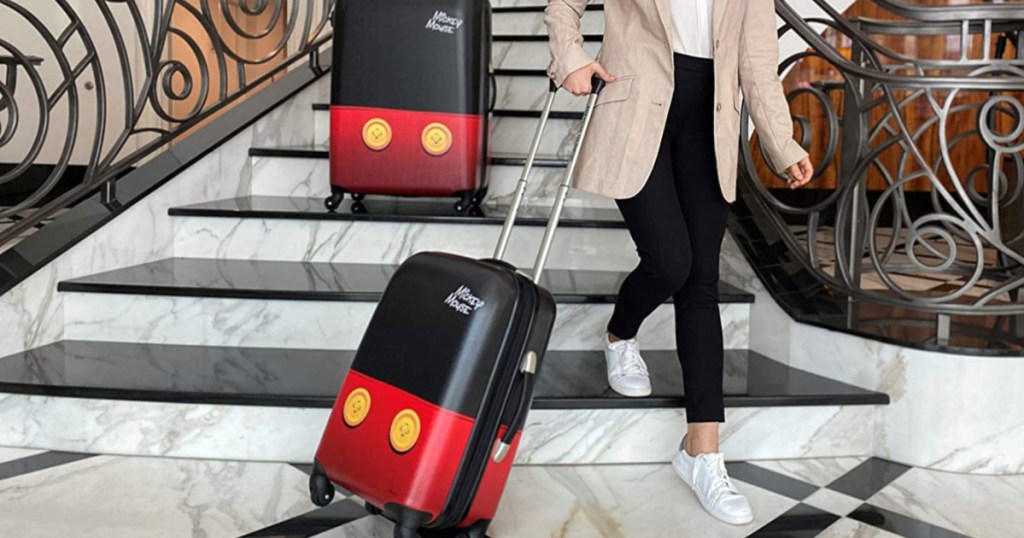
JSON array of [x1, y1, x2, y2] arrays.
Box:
[[454, 191, 475, 213], [308, 471, 335, 507], [324, 192, 345, 212]]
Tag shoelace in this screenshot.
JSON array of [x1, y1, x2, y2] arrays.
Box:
[[695, 453, 739, 508], [616, 340, 648, 376]]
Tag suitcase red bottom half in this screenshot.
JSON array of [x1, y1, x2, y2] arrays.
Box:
[[315, 369, 520, 529], [330, 106, 487, 198]]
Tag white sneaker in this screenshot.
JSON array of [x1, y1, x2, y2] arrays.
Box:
[[603, 337, 652, 397], [672, 436, 754, 525]]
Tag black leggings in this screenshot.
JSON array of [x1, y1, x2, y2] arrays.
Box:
[[607, 54, 730, 423]]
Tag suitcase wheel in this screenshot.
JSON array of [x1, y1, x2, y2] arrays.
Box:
[[308, 470, 335, 507], [454, 191, 475, 213], [351, 193, 366, 201], [324, 192, 345, 212], [471, 187, 488, 205]]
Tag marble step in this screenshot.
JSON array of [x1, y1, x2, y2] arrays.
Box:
[[249, 145, 575, 164], [493, 9, 604, 35], [0, 341, 886, 409], [491, 75, 589, 113], [247, 146, 614, 209], [169, 196, 628, 268], [495, 40, 602, 71], [492, 2, 604, 12], [0, 340, 887, 464], [56, 258, 754, 350], [494, 33, 603, 43]]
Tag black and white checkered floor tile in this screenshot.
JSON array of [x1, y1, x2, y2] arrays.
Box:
[[0, 446, 1016, 537]]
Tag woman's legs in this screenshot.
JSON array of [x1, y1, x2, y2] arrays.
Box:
[[662, 54, 751, 526], [606, 132, 692, 342], [607, 54, 729, 430], [669, 57, 730, 432]]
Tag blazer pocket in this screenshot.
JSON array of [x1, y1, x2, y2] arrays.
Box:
[[595, 76, 635, 106]]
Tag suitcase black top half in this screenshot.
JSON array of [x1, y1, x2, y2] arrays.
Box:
[[353, 252, 541, 420], [331, 0, 491, 115]]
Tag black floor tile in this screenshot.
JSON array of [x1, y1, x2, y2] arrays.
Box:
[[725, 463, 819, 501], [240, 498, 368, 537], [750, 503, 840, 537], [0, 341, 888, 409], [169, 195, 626, 229], [849, 504, 969, 538], [55, 257, 754, 304], [0, 451, 97, 482], [826, 458, 912, 500]]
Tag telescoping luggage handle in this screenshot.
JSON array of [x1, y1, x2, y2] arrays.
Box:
[[492, 75, 607, 283], [490, 76, 606, 464]]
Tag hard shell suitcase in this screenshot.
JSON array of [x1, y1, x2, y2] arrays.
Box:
[[325, 0, 493, 213], [310, 78, 607, 538]]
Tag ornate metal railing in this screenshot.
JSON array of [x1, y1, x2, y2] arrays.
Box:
[[742, 0, 1024, 342], [0, 0, 334, 248]]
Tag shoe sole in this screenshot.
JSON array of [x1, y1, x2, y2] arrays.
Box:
[[608, 383, 652, 398], [671, 455, 754, 526]]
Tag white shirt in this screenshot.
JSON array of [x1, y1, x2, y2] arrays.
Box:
[[670, 0, 715, 59]]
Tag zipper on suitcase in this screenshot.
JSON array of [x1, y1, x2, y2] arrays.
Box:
[[434, 275, 537, 528]]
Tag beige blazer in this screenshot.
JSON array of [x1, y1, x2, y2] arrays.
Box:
[[545, 0, 808, 201]]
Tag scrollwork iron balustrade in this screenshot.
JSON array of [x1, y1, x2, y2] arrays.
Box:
[[742, 0, 1024, 335], [0, 0, 334, 247]]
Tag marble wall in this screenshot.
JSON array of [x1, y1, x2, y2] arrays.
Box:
[[720, 220, 1024, 475], [787, 324, 1024, 475]]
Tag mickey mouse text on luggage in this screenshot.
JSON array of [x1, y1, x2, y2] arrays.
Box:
[[425, 10, 463, 34], [445, 285, 485, 315]]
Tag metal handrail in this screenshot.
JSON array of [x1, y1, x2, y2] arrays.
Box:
[[775, 1, 1024, 89], [0, 0, 335, 248], [849, 17, 1022, 37], [739, 0, 1024, 333], [872, 0, 1024, 22]]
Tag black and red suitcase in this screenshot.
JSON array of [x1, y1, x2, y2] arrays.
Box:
[[309, 79, 606, 538], [325, 0, 493, 213]]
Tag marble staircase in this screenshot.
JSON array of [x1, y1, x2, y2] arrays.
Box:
[[0, 1, 889, 468]]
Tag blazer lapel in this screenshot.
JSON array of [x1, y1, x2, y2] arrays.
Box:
[[652, 0, 674, 46], [713, 0, 729, 38]]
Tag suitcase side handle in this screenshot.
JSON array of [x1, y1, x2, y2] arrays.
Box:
[[492, 74, 606, 279], [492, 350, 539, 464]]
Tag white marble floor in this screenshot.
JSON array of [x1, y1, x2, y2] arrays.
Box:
[[0, 448, 1018, 538], [0, 451, 313, 538]]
